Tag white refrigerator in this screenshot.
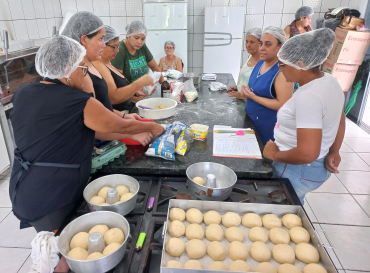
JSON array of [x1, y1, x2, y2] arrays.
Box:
[[203, 7, 245, 82]]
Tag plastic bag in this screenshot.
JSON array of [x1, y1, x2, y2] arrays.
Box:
[[171, 122, 188, 156], [170, 81, 184, 103], [165, 69, 183, 79], [183, 78, 198, 102], [143, 71, 162, 96], [209, 82, 227, 91]]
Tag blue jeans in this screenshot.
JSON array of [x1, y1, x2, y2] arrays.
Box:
[[272, 157, 331, 205]]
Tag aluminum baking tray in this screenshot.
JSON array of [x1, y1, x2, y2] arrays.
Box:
[[160, 199, 337, 273]]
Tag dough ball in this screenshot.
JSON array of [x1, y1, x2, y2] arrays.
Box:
[[104, 228, 125, 245], [186, 208, 203, 224], [229, 241, 248, 261], [169, 208, 186, 222], [184, 260, 203, 269], [250, 241, 271, 262], [90, 196, 105, 205], [248, 227, 268, 243], [242, 213, 262, 228], [185, 223, 204, 240], [86, 252, 104, 260], [114, 201, 122, 204], [156, 104, 166, 110], [70, 232, 89, 250], [262, 214, 282, 230], [168, 220, 186, 238], [282, 214, 302, 229], [98, 187, 111, 199], [207, 241, 227, 261], [89, 224, 109, 237], [208, 261, 227, 271], [165, 260, 183, 268], [120, 192, 134, 202], [303, 264, 327, 273], [193, 176, 205, 185], [165, 238, 185, 257], [222, 212, 241, 227], [289, 227, 310, 244], [272, 244, 295, 264], [295, 243, 320, 263], [277, 264, 302, 273], [225, 227, 244, 242], [206, 224, 224, 241], [255, 262, 278, 273], [186, 239, 206, 259], [67, 247, 89, 260], [228, 260, 253, 272], [204, 210, 221, 225], [116, 185, 130, 197], [103, 242, 121, 256], [101, 203, 110, 206], [269, 227, 290, 244]]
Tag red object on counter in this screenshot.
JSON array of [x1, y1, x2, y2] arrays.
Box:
[[118, 118, 154, 145]]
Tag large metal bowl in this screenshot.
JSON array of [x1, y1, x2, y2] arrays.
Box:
[[186, 162, 237, 201], [58, 211, 130, 273], [83, 174, 139, 216], [183, 72, 202, 85]]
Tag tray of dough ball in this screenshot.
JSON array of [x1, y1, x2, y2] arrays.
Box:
[[160, 199, 337, 273]]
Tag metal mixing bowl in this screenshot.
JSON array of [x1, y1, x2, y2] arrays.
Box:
[[83, 174, 139, 216], [186, 162, 237, 201], [58, 211, 130, 273], [183, 72, 202, 85]]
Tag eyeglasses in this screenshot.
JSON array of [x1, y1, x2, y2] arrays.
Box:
[[107, 44, 119, 52], [78, 66, 89, 76], [277, 62, 286, 68], [165, 47, 174, 50]]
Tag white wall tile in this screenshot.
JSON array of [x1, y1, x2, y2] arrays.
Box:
[[281, 13, 295, 28], [247, 0, 266, 14], [187, 50, 193, 67], [263, 13, 282, 29], [187, 33, 194, 50], [100, 16, 111, 26], [340, 0, 350, 5], [37, 18, 48, 38], [320, 0, 341, 12], [265, 0, 283, 14], [126, 0, 143, 16], [193, 50, 203, 67], [187, 16, 194, 33], [229, 0, 246, 7], [0, 21, 15, 40], [33, 0, 46, 18], [212, 0, 229, 6], [76, 0, 94, 12], [46, 18, 56, 36], [283, 0, 303, 13], [126, 16, 144, 25], [60, 0, 77, 16], [55, 17, 63, 31], [51, 0, 62, 17], [348, 0, 359, 8], [93, 0, 110, 16], [193, 16, 204, 33], [43, 0, 54, 18], [188, 0, 194, 15], [0, 0, 12, 20], [110, 16, 127, 35], [311, 12, 319, 29], [194, 0, 212, 16], [119, 34, 125, 40], [244, 14, 264, 31], [13, 19, 29, 39], [8, 0, 24, 20], [303, 0, 322, 12], [26, 19, 39, 39], [193, 33, 204, 50], [109, 0, 126, 17]]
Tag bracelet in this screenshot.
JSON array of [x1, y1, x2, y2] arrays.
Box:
[[122, 114, 125, 119]]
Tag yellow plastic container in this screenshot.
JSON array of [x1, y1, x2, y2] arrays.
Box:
[[190, 124, 209, 141]]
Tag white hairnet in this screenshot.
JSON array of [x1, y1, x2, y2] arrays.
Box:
[[164, 41, 175, 49], [61, 11, 104, 42], [36, 35, 86, 79], [295, 6, 314, 20], [246, 27, 262, 40], [126, 20, 147, 37], [262, 26, 286, 44], [277, 28, 335, 70], [104, 25, 119, 44]]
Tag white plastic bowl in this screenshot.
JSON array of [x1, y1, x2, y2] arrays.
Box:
[[136, 98, 177, 120]]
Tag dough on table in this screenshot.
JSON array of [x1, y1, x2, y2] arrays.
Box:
[[156, 104, 166, 110], [120, 192, 134, 202], [250, 241, 271, 262], [255, 262, 278, 273], [185, 223, 204, 240], [269, 227, 290, 244], [206, 224, 224, 241], [208, 261, 227, 271], [103, 242, 121, 256], [207, 241, 227, 261], [272, 244, 295, 264], [242, 213, 262, 228], [104, 228, 125, 245], [70, 232, 89, 250], [89, 224, 109, 237], [168, 220, 186, 238], [282, 214, 302, 229], [67, 247, 89, 260], [222, 212, 241, 227], [165, 260, 183, 268], [193, 176, 205, 186], [262, 214, 282, 230], [169, 208, 186, 222], [116, 185, 130, 197], [204, 210, 221, 225], [165, 237, 185, 257], [98, 187, 111, 200], [228, 260, 253, 272], [229, 241, 248, 261], [303, 263, 327, 273], [295, 243, 320, 263], [86, 252, 104, 260], [186, 208, 203, 224], [289, 227, 310, 244], [225, 227, 244, 242], [90, 196, 105, 205], [184, 260, 203, 269], [277, 264, 302, 273], [186, 239, 206, 259], [248, 227, 268, 243]]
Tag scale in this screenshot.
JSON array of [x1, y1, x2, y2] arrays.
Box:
[[91, 140, 127, 173]]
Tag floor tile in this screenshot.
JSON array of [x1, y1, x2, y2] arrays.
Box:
[[305, 193, 370, 226], [357, 153, 370, 166], [353, 195, 370, 216], [339, 142, 354, 153], [337, 152, 370, 171], [312, 174, 348, 194], [343, 138, 370, 153], [344, 125, 370, 138], [0, 212, 36, 248], [335, 171, 370, 194], [0, 247, 30, 273], [0, 208, 11, 223], [321, 224, 370, 271], [0, 180, 12, 207], [303, 198, 318, 223], [18, 254, 32, 273]]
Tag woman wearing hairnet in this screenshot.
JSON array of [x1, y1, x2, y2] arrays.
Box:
[[284, 6, 314, 40], [8, 36, 164, 232], [240, 27, 294, 146], [111, 20, 164, 84], [159, 41, 183, 72], [227, 28, 262, 99], [263, 28, 345, 205]]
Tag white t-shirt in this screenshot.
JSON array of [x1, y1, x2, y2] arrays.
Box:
[[274, 73, 344, 159]]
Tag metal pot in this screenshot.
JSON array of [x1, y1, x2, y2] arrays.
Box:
[[183, 72, 202, 85], [83, 174, 139, 216], [186, 162, 237, 201], [58, 211, 130, 273]]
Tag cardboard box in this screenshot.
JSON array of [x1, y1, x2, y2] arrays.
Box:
[[327, 27, 370, 65], [322, 58, 359, 92]]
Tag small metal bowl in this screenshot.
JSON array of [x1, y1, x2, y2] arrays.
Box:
[[83, 174, 139, 216], [183, 72, 202, 85], [58, 211, 130, 273], [186, 162, 237, 201]]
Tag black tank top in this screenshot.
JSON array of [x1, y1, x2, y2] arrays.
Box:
[[108, 67, 134, 111], [88, 71, 113, 112]]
